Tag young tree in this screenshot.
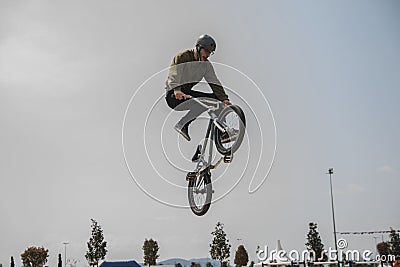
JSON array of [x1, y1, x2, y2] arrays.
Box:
[[305, 222, 326, 261], [142, 238, 159, 266], [58, 254, 62, 267], [389, 228, 400, 257], [85, 219, 108, 267], [21, 247, 49, 267], [11, 256, 15, 267], [234, 245, 249, 267], [377, 242, 390, 257], [210, 222, 231, 267]]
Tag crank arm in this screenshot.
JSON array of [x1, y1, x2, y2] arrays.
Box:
[[210, 157, 224, 170]]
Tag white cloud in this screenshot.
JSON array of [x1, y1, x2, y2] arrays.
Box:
[[377, 165, 397, 174]]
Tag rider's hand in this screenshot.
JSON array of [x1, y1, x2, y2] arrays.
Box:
[[223, 100, 232, 106], [174, 90, 187, 100]]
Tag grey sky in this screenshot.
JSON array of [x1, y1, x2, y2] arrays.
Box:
[[1, 1, 399, 267]]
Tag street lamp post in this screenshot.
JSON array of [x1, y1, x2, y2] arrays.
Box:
[[63, 242, 69, 267], [327, 168, 338, 253]]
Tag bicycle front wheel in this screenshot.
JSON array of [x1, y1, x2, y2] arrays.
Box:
[[214, 105, 246, 155], [188, 171, 212, 216]]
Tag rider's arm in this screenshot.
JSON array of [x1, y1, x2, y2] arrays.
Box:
[[204, 62, 229, 102]]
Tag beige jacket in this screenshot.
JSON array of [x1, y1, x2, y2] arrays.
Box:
[[165, 49, 229, 101]]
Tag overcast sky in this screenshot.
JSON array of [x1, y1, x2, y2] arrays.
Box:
[[1, 1, 399, 267]]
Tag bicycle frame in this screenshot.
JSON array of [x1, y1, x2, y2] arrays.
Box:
[[186, 95, 245, 216], [189, 97, 225, 174]]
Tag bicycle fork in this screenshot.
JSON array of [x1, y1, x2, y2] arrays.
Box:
[[186, 118, 225, 181]]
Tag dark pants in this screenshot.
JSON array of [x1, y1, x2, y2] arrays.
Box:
[[165, 88, 219, 126]]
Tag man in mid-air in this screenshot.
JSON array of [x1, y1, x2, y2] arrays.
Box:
[[165, 34, 231, 141]]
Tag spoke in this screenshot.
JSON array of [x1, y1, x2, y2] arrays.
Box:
[[220, 111, 241, 150], [191, 175, 208, 209], [196, 178, 204, 188], [195, 194, 205, 208]]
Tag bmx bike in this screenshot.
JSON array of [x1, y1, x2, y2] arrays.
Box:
[[184, 95, 246, 216]]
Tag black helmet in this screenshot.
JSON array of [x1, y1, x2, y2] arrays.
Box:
[[196, 34, 216, 52]]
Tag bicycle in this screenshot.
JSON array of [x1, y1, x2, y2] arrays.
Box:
[[183, 95, 246, 216]]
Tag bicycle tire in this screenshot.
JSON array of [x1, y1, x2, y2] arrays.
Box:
[[214, 105, 246, 155], [188, 170, 212, 216]]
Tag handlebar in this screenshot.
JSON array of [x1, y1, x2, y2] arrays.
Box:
[[169, 92, 226, 111], [185, 94, 222, 111]]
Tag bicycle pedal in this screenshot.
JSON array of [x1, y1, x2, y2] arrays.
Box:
[[224, 154, 233, 163], [191, 144, 202, 162], [186, 171, 198, 181]]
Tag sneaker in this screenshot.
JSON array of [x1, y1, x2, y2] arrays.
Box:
[[174, 123, 191, 141], [220, 129, 239, 144]]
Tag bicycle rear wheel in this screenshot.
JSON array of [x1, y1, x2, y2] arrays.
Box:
[[214, 105, 246, 155], [188, 170, 212, 216]]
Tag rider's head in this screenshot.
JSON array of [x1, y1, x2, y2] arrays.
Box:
[[195, 34, 216, 61]]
